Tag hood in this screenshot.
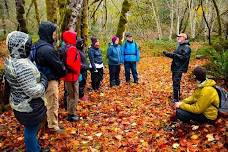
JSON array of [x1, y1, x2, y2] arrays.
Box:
[[198, 79, 216, 88], [62, 31, 76, 45], [38, 21, 57, 44], [76, 37, 84, 50], [6, 31, 32, 59]]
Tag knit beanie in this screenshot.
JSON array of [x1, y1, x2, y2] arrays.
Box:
[[91, 37, 98, 46], [112, 36, 118, 44], [193, 66, 207, 82]]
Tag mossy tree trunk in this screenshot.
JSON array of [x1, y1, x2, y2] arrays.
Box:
[[58, 0, 72, 32], [68, 0, 84, 29], [116, 0, 131, 41], [81, 0, 88, 48], [33, 0, 40, 26], [45, 0, 58, 23], [15, 0, 28, 33]]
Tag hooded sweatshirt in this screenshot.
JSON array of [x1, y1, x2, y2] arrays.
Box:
[[4, 31, 47, 126], [62, 31, 81, 82], [180, 79, 220, 120]]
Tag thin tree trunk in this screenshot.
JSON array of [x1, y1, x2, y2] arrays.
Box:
[[81, 0, 89, 48], [211, 0, 222, 36], [150, 0, 163, 40], [15, 0, 28, 33], [33, 0, 40, 25], [168, 0, 174, 40], [116, 0, 131, 41], [58, 0, 72, 32], [176, 0, 180, 34], [45, 0, 58, 23], [201, 0, 211, 45]]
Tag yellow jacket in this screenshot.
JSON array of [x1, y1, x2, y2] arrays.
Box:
[[180, 79, 220, 120]]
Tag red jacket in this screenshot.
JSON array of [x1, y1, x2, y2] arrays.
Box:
[[62, 31, 81, 82]]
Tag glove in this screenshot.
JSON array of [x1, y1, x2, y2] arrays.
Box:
[[40, 73, 48, 90]]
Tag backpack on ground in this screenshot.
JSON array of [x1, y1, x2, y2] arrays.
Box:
[[213, 85, 228, 117]]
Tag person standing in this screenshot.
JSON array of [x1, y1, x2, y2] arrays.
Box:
[[77, 37, 88, 100], [4, 31, 49, 152], [62, 31, 81, 122], [163, 33, 191, 102], [107, 36, 124, 87], [122, 32, 140, 83], [88, 37, 104, 90], [32, 21, 67, 133]]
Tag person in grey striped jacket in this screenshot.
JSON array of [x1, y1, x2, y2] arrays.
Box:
[[4, 31, 48, 152]]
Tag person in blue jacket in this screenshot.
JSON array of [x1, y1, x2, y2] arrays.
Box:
[[107, 36, 124, 87], [122, 32, 140, 83]]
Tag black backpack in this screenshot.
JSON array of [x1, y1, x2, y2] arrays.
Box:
[[214, 86, 228, 116]]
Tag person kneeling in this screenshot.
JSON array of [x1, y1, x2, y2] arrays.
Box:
[[175, 66, 220, 123]]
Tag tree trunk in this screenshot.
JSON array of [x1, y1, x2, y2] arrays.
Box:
[[201, 0, 211, 45], [33, 0, 40, 26], [176, 0, 180, 34], [68, 0, 84, 30], [45, 0, 58, 23], [81, 0, 89, 48], [168, 0, 174, 40], [150, 0, 163, 40], [211, 0, 222, 36], [58, 0, 72, 32], [116, 0, 131, 41], [15, 0, 28, 33]]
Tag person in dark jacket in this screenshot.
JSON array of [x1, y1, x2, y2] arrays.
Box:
[[88, 37, 104, 90], [32, 21, 67, 133], [77, 37, 88, 100], [4, 31, 48, 152], [163, 33, 191, 102], [122, 32, 140, 83], [107, 36, 124, 87]]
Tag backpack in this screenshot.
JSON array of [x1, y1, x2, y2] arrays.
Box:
[[213, 85, 228, 117]]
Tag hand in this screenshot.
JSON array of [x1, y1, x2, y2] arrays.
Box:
[[175, 102, 182, 108]]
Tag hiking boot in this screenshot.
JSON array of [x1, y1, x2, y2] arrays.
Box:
[[49, 127, 65, 134], [67, 114, 80, 122], [41, 147, 50, 152]]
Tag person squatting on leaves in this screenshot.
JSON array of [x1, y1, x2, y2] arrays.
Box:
[[88, 37, 104, 90], [30, 21, 67, 133], [107, 35, 124, 87], [122, 32, 140, 84], [62, 30, 81, 122], [163, 33, 191, 102], [4, 31, 49, 152]]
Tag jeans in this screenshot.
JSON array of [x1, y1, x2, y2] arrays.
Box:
[[24, 124, 41, 152], [109, 65, 120, 87], [176, 109, 212, 123], [90, 68, 103, 90], [172, 72, 183, 102], [124, 61, 138, 83], [79, 69, 87, 98]]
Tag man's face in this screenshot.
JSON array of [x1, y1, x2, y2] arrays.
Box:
[[52, 31, 57, 42], [177, 36, 185, 43], [127, 36, 133, 41]]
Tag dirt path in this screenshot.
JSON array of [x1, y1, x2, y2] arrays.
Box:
[[0, 53, 227, 152]]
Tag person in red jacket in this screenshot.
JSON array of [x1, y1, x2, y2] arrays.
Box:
[[62, 30, 81, 122]]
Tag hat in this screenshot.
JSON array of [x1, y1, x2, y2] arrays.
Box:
[[125, 32, 132, 37], [193, 66, 207, 82], [177, 33, 188, 39], [91, 36, 98, 46], [112, 35, 118, 43]]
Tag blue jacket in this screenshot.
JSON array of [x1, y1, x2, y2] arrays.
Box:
[[88, 46, 103, 70], [107, 43, 124, 65], [122, 40, 140, 62]]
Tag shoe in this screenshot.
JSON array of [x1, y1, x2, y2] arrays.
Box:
[[41, 147, 50, 152], [67, 114, 80, 122], [49, 127, 65, 134]]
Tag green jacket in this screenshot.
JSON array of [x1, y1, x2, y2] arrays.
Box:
[[180, 79, 219, 120]]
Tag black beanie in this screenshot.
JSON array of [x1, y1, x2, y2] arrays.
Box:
[[91, 37, 97, 46], [193, 66, 207, 82]]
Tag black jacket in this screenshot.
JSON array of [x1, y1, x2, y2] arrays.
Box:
[[166, 41, 191, 73], [34, 22, 67, 80]]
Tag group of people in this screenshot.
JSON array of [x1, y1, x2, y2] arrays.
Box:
[[3, 20, 226, 152]]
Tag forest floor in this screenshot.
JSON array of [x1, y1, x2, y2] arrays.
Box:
[[0, 43, 227, 152]]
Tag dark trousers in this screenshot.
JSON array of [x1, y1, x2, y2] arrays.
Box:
[[90, 68, 103, 90], [176, 109, 213, 123], [124, 61, 138, 83], [109, 65, 120, 87], [172, 72, 183, 102], [79, 69, 87, 98]]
